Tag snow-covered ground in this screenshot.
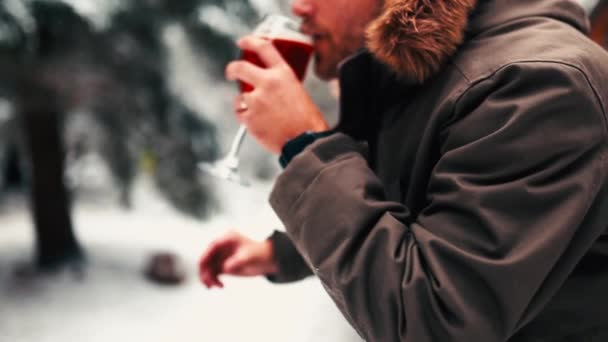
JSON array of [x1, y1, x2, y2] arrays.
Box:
[[0, 177, 361, 342]]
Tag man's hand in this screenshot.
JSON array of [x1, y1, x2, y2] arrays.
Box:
[[225, 36, 329, 154], [199, 231, 278, 289]]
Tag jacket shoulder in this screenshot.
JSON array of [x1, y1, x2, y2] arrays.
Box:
[[450, 15, 608, 119]]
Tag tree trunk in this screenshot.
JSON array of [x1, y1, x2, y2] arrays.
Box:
[[18, 80, 83, 269]]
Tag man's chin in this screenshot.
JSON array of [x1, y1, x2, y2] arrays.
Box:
[[313, 59, 338, 81], [314, 70, 334, 81]]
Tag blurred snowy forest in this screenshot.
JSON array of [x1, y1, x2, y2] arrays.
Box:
[[0, 0, 336, 217]]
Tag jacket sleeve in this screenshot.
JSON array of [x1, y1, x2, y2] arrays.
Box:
[[268, 63, 608, 341], [265, 230, 313, 283]]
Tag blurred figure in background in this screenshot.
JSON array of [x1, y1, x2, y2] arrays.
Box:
[[200, 0, 608, 341]]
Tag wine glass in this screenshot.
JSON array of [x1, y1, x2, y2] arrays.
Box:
[[198, 15, 314, 186]]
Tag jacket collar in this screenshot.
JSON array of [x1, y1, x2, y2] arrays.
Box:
[[364, 0, 589, 83], [335, 0, 590, 137], [336, 50, 412, 139]]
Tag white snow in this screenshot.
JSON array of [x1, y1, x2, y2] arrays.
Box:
[[0, 177, 361, 342]]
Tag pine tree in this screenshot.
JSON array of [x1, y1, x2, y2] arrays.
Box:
[[0, 0, 263, 270]]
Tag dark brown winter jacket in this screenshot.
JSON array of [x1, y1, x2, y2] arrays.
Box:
[[268, 0, 608, 341]]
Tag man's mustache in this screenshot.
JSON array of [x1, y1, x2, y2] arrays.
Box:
[[299, 21, 316, 35]]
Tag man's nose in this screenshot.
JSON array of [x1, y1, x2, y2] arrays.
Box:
[[291, 0, 314, 17]]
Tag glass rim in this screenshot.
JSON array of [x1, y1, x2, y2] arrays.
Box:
[[252, 14, 312, 45]]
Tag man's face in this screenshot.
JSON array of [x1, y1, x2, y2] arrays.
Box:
[[292, 0, 382, 80]]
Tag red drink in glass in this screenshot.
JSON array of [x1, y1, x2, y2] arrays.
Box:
[[198, 15, 312, 186], [240, 38, 314, 92]]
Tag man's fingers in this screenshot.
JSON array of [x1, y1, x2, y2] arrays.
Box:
[[223, 252, 248, 274], [199, 235, 236, 268], [200, 268, 224, 289], [234, 94, 252, 119], [233, 94, 245, 111], [226, 60, 266, 86], [199, 232, 244, 288], [238, 36, 284, 67], [200, 269, 212, 288], [223, 257, 242, 274], [199, 244, 220, 271], [207, 271, 222, 288]]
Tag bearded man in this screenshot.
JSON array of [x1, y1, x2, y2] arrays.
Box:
[[200, 0, 608, 341]]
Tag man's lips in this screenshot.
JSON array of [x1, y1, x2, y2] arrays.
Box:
[[300, 24, 326, 41]]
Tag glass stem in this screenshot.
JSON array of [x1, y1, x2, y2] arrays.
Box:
[[226, 125, 247, 160]]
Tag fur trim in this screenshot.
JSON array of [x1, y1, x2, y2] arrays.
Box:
[[366, 0, 477, 83]]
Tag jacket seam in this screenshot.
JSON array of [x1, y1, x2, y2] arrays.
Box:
[[451, 60, 608, 210], [285, 153, 362, 217], [451, 60, 608, 139], [449, 61, 472, 84]]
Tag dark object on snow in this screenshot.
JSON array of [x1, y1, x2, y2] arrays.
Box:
[[145, 251, 186, 285]]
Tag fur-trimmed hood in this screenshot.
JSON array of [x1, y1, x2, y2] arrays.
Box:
[[365, 0, 589, 83]]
